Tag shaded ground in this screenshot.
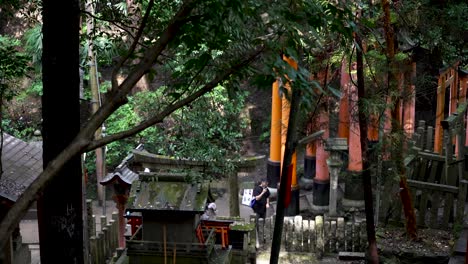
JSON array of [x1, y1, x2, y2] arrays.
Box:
[[377, 226, 454, 255]]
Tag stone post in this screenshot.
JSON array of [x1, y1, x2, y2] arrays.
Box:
[[90, 236, 97, 264], [325, 138, 348, 216], [100, 215, 107, 232], [86, 199, 93, 242], [102, 227, 109, 259], [106, 223, 113, 256], [315, 215, 324, 258], [109, 220, 115, 252], [112, 211, 119, 250]]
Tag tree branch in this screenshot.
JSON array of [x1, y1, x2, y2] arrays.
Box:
[[0, 0, 198, 250], [85, 46, 264, 151], [111, 0, 155, 89], [80, 10, 138, 39]]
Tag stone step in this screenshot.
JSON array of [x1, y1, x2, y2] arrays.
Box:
[[23, 209, 38, 220], [453, 229, 468, 255]]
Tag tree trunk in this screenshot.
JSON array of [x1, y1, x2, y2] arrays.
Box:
[[355, 33, 379, 263], [0, 1, 261, 248], [381, 0, 417, 239], [86, 0, 105, 207], [228, 170, 240, 217], [38, 0, 84, 262], [270, 84, 301, 264]]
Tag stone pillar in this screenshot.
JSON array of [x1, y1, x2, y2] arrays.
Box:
[[325, 138, 348, 216]]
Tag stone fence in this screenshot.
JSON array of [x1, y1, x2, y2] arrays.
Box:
[[254, 215, 367, 257], [86, 200, 120, 264]]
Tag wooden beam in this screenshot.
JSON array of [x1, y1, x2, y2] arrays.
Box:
[[407, 179, 458, 194], [132, 150, 265, 170], [298, 130, 325, 145], [418, 151, 446, 162]]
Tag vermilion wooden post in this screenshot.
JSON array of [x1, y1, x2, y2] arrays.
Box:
[[450, 66, 458, 116], [114, 194, 128, 248], [465, 71, 468, 264], [338, 59, 350, 139], [382, 96, 393, 161], [348, 72, 362, 172], [267, 80, 282, 188], [434, 74, 446, 153], [397, 71, 404, 125], [304, 140, 317, 180], [315, 112, 330, 181], [453, 65, 461, 155], [460, 75, 468, 146], [403, 62, 416, 137], [312, 110, 330, 210]]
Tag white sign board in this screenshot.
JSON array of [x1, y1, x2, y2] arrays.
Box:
[[242, 189, 253, 206]]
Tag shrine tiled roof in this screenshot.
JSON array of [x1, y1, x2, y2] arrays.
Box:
[[125, 175, 209, 214], [100, 145, 142, 186], [0, 133, 42, 202], [101, 164, 139, 186]]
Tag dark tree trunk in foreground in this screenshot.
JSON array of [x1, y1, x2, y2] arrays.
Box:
[[270, 85, 301, 264], [381, 0, 417, 240], [355, 33, 379, 263], [38, 0, 84, 262]]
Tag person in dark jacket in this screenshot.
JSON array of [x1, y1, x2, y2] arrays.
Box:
[[252, 178, 270, 246], [252, 178, 270, 219]]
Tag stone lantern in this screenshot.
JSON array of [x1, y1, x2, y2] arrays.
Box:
[[325, 138, 348, 216]]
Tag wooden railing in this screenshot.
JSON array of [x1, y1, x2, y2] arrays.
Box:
[[394, 102, 468, 229], [126, 228, 216, 259]]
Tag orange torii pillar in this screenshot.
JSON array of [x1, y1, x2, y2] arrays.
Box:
[[343, 72, 365, 208], [267, 80, 282, 189], [434, 64, 459, 153], [312, 110, 330, 210], [281, 56, 300, 216], [303, 126, 317, 181]]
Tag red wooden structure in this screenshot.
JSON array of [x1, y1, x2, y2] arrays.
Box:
[[200, 220, 234, 249]]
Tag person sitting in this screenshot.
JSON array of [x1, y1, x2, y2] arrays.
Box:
[[201, 202, 217, 220]]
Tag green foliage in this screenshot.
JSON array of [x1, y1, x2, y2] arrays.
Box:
[[1, 118, 37, 139], [105, 101, 141, 167], [100, 85, 249, 179], [0, 35, 31, 100], [78, 0, 357, 179], [398, 0, 468, 65], [23, 24, 42, 71]]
